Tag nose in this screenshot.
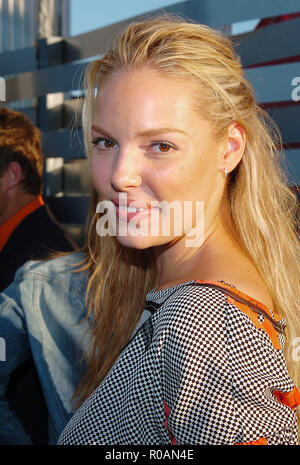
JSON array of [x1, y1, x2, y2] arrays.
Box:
[[111, 148, 142, 191]]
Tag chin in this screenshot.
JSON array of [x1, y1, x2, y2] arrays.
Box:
[[115, 232, 170, 250]]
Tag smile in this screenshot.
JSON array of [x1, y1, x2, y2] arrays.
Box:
[[115, 204, 160, 223], [118, 206, 147, 213]]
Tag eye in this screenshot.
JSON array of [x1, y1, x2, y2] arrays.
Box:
[[150, 142, 176, 153], [91, 137, 117, 150]]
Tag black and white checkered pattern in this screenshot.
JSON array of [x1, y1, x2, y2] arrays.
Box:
[[58, 281, 299, 445]]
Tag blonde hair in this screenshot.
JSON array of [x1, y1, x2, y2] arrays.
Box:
[[73, 15, 300, 428]]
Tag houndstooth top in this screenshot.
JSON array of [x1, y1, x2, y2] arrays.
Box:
[[58, 280, 300, 445]]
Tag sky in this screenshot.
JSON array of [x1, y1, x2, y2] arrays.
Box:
[[70, 0, 260, 36], [70, 0, 184, 36]]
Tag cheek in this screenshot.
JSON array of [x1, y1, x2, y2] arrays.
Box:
[[90, 158, 111, 194], [159, 163, 195, 194]]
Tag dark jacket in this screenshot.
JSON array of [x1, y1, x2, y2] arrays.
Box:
[[0, 203, 77, 444], [0, 203, 76, 293]]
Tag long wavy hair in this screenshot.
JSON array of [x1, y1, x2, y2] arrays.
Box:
[[71, 15, 300, 424]]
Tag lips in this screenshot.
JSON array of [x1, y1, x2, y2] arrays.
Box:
[[112, 197, 151, 210], [111, 197, 160, 222]]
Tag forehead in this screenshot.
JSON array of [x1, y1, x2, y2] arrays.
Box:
[[98, 66, 198, 91], [93, 68, 200, 118]]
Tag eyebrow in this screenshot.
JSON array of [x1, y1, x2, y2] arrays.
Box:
[[91, 124, 187, 138]]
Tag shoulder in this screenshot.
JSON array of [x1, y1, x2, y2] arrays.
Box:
[[158, 281, 227, 310], [154, 283, 229, 335], [153, 282, 283, 351], [151, 283, 287, 396], [16, 250, 85, 274], [14, 252, 88, 298], [23, 204, 76, 251], [152, 285, 231, 370]]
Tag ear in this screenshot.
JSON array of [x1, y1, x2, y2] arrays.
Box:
[[219, 122, 245, 175], [2, 162, 23, 191]]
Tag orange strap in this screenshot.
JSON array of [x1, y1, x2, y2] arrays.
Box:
[[273, 386, 300, 410], [235, 437, 268, 445]]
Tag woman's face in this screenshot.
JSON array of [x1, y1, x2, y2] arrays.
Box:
[[90, 67, 227, 250]]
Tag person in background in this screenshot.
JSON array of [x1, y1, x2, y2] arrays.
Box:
[[0, 108, 76, 291], [57, 15, 300, 445], [0, 108, 76, 443]]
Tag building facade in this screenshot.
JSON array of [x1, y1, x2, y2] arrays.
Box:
[[0, 0, 69, 53]]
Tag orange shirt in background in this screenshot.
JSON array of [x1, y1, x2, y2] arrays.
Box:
[[0, 195, 44, 252]]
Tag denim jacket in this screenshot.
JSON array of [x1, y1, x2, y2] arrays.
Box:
[[0, 252, 151, 444]]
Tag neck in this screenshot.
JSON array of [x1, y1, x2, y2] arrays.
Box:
[[0, 192, 38, 226], [153, 199, 239, 288]]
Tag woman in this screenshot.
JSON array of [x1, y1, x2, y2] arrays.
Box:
[[58, 15, 300, 445], [0, 189, 150, 445]]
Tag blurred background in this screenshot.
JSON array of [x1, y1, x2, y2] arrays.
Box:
[[0, 0, 299, 245]]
